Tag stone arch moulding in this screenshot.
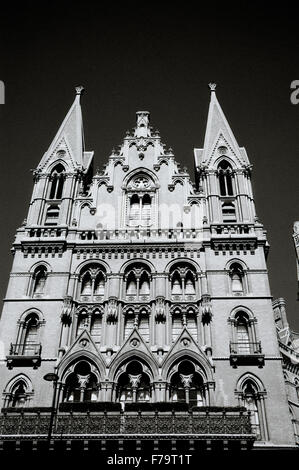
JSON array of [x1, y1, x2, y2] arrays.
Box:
[[225, 258, 248, 271], [122, 167, 160, 189], [119, 258, 156, 275], [74, 259, 111, 275], [108, 351, 159, 382], [58, 352, 106, 382], [228, 306, 255, 321], [4, 373, 34, 394], [165, 258, 202, 274], [28, 261, 52, 274], [112, 357, 154, 384], [162, 350, 214, 383], [18, 307, 45, 324]]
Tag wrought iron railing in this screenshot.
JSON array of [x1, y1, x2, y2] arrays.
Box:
[[8, 343, 42, 356], [230, 342, 262, 355], [0, 409, 253, 437]]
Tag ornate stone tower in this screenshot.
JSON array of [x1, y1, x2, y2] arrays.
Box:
[[0, 86, 296, 452]]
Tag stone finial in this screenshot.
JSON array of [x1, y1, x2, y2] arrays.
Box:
[[208, 83, 217, 92], [135, 111, 151, 137], [75, 85, 85, 96]]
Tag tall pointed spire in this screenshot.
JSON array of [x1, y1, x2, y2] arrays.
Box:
[[37, 86, 86, 171], [198, 83, 249, 167]]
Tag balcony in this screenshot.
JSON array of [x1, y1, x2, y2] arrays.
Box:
[[229, 342, 264, 368], [0, 407, 255, 452], [6, 343, 42, 369]]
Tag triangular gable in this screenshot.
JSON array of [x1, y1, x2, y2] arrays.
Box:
[[162, 327, 213, 372], [58, 329, 101, 367], [109, 327, 159, 370]]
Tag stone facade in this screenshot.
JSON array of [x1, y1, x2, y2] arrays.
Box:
[[0, 86, 296, 451]]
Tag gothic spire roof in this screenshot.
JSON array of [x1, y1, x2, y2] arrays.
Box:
[[194, 84, 249, 168], [37, 86, 92, 172]]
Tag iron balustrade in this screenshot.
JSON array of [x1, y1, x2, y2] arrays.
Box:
[[0, 409, 253, 437], [8, 343, 42, 357], [230, 342, 262, 355]]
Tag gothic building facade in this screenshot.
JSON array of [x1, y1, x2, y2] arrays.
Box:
[[0, 86, 297, 452]]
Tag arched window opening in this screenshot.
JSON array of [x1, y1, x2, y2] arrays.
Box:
[[117, 361, 151, 404], [22, 314, 40, 355], [81, 272, 92, 295], [126, 272, 137, 296], [242, 381, 261, 439], [141, 194, 151, 223], [139, 272, 150, 295], [172, 272, 182, 295], [218, 161, 233, 196], [124, 265, 151, 300], [32, 266, 47, 296], [126, 174, 155, 227], [170, 361, 205, 407], [45, 205, 60, 225], [63, 361, 99, 403], [124, 313, 135, 340], [185, 272, 195, 295], [77, 311, 88, 336], [94, 273, 105, 296], [90, 313, 102, 346], [230, 263, 244, 294], [222, 202, 236, 222], [49, 164, 65, 200], [79, 265, 106, 300], [170, 265, 197, 300], [129, 194, 140, 223], [172, 310, 182, 342], [235, 313, 250, 354], [8, 381, 28, 408]]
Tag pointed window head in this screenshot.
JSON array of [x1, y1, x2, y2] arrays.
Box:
[[218, 160, 233, 196], [49, 164, 65, 200], [32, 266, 47, 296]]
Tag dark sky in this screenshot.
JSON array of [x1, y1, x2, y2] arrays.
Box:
[[1, 1, 299, 330]]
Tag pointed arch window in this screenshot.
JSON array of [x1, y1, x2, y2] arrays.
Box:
[[125, 173, 156, 227], [79, 265, 106, 300], [229, 310, 263, 363], [63, 361, 99, 403], [116, 361, 151, 404], [23, 314, 40, 355], [169, 361, 206, 407], [6, 380, 30, 408], [236, 314, 250, 354], [32, 266, 47, 297], [229, 263, 244, 295], [125, 265, 151, 300], [170, 264, 197, 300], [49, 164, 65, 200], [218, 160, 233, 196], [237, 379, 269, 440]]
